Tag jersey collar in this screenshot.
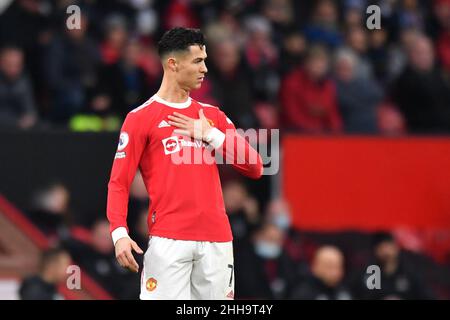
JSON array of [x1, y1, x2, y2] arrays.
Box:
[[153, 95, 192, 109]]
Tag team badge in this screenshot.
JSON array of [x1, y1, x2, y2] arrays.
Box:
[[146, 277, 157, 292]]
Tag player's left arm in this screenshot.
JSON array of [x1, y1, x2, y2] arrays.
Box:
[[168, 109, 263, 179]]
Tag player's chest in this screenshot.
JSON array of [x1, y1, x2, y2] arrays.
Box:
[[147, 109, 207, 156]]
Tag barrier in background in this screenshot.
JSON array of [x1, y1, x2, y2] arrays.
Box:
[[282, 136, 450, 231]]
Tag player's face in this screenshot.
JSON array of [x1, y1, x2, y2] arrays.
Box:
[[176, 45, 208, 91]]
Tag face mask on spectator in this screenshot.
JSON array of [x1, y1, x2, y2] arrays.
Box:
[[255, 241, 282, 259], [272, 213, 291, 231]]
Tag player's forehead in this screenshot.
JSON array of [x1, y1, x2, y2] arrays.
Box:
[[186, 44, 207, 59]]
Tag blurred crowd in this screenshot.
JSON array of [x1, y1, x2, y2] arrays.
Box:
[[18, 176, 450, 300], [0, 0, 450, 134]]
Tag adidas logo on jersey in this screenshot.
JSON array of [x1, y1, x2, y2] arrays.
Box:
[[158, 120, 171, 128]]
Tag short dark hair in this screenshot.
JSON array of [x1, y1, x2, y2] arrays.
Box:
[[157, 27, 205, 57]]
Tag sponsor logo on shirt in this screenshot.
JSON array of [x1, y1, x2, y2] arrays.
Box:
[[162, 136, 181, 155], [162, 136, 208, 155]]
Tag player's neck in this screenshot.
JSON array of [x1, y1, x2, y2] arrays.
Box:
[[156, 75, 190, 103]]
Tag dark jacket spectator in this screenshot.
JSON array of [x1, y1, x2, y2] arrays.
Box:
[[334, 49, 383, 133], [351, 232, 435, 300], [65, 219, 140, 299], [94, 40, 152, 119], [19, 248, 71, 300], [207, 39, 258, 129], [0, 46, 37, 129], [44, 15, 100, 124], [290, 246, 352, 300], [391, 34, 450, 133], [234, 224, 298, 299]]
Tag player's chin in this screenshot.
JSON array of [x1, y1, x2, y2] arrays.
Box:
[[192, 82, 202, 89]]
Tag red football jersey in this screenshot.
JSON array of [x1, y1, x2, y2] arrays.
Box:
[[107, 95, 263, 242]]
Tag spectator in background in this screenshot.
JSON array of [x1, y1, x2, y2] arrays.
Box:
[[279, 44, 342, 133], [94, 39, 152, 119], [279, 29, 307, 75], [303, 0, 342, 49], [391, 33, 450, 133], [397, 0, 425, 31], [0, 46, 37, 129], [344, 26, 373, 79], [333, 48, 383, 133], [44, 12, 100, 124], [28, 183, 71, 241], [234, 223, 298, 299], [243, 15, 279, 102], [352, 232, 435, 299], [19, 247, 71, 300], [69, 219, 140, 299], [99, 15, 129, 65], [223, 180, 260, 245], [265, 198, 310, 279], [261, 0, 295, 36], [290, 245, 352, 300], [343, 1, 364, 30], [367, 28, 392, 85], [207, 37, 258, 129]]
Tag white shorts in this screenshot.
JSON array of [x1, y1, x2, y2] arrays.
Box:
[[140, 236, 235, 300]]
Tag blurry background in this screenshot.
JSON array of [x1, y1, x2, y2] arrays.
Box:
[[0, 0, 450, 300]]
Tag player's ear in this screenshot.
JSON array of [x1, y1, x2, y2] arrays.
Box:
[[167, 56, 178, 72]]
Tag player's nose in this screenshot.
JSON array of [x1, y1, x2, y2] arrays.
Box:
[[200, 63, 208, 74]]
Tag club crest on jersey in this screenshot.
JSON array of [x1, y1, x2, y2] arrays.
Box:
[[117, 132, 129, 151], [146, 278, 157, 292], [207, 118, 214, 127]]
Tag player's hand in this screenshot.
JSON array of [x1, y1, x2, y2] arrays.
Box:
[[168, 109, 212, 141], [115, 237, 143, 273]]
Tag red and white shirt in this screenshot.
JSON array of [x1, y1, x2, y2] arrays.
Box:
[[107, 95, 263, 244]]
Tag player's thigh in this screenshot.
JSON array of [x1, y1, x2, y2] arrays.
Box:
[[191, 241, 234, 300], [140, 236, 194, 300]]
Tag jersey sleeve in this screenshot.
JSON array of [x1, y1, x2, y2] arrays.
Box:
[[106, 113, 147, 244], [205, 110, 263, 179]]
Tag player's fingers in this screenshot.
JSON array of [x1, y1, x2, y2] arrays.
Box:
[[168, 115, 187, 124], [173, 112, 192, 121], [168, 120, 186, 128], [131, 241, 144, 254], [173, 129, 191, 137], [116, 255, 127, 268], [124, 250, 139, 273], [199, 109, 206, 119]]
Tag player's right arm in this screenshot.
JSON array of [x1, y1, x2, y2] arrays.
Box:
[[107, 112, 146, 272]]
